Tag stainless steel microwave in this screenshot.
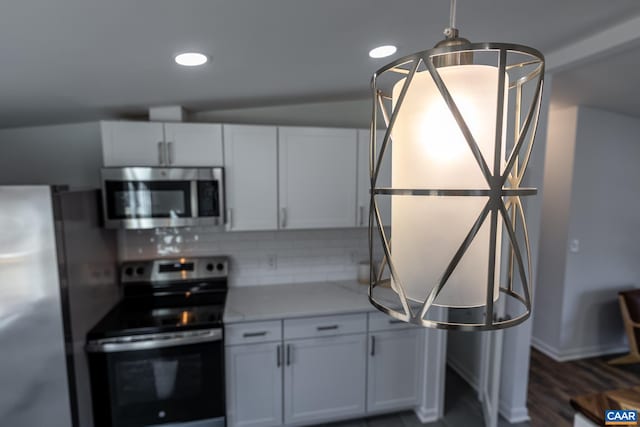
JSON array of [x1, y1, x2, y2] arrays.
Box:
[[101, 167, 225, 229]]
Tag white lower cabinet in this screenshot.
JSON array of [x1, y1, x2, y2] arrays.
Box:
[[226, 342, 283, 427], [367, 328, 422, 413], [283, 334, 367, 425], [225, 314, 423, 427]]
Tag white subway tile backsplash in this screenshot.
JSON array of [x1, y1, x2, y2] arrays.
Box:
[[118, 227, 376, 288]]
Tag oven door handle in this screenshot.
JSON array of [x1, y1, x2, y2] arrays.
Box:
[[86, 329, 223, 353]]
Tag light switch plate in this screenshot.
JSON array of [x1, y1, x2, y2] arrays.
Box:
[[569, 239, 580, 253]]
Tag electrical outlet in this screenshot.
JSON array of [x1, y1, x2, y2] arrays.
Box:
[[267, 254, 277, 270], [569, 239, 580, 253]]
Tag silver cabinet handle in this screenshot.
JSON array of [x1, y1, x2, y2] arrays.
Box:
[[317, 325, 339, 331], [389, 319, 404, 324], [158, 141, 165, 165], [359, 205, 364, 226], [167, 141, 174, 165], [227, 208, 233, 230], [280, 207, 287, 228], [243, 331, 267, 338], [277, 345, 282, 368], [286, 344, 292, 366], [370, 335, 376, 357]]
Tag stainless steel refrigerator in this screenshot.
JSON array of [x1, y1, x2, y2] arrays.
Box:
[[0, 186, 120, 427]]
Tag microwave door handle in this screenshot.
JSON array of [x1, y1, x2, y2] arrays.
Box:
[[191, 180, 198, 218], [158, 141, 165, 165]]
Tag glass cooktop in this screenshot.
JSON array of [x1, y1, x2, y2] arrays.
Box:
[[87, 293, 226, 340]]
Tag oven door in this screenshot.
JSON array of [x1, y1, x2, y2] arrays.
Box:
[[87, 329, 225, 427], [101, 167, 224, 229]]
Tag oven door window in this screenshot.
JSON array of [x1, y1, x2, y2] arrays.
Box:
[[105, 181, 191, 219], [106, 341, 224, 426]]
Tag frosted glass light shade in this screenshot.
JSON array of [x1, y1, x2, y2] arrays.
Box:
[[369, 42, 544, 330], [390, 65, 506, 307]]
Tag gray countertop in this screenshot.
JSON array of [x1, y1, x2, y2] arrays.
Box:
[[223, 280, 379, 323]]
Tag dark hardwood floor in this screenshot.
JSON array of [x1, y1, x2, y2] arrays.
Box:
[[322, 348, 640, 427], [527, 348, 640, 427]]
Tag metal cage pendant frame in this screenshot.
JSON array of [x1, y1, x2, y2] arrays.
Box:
[[368, 42, 545, 331]]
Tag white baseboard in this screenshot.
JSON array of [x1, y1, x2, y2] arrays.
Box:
[[415, 407, 439, 424], [498, 401, 530, 423], [531, 336, 628, 362], [447, 358, 479, 392], [531, 336, 563, 360]]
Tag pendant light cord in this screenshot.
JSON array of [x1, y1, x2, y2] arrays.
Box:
[[444, 0, 458, 38], [449, 0, 457, 29]]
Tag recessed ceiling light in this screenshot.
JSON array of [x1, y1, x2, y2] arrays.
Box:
[[369, 45, 397, 59], [175, 52, 208, 67]]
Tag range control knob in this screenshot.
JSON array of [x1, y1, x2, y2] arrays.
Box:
[[124, 267, 134, 276], [206, 263, 214, 272], [216, 263, 224, 271], [136, 267, 145, 276]]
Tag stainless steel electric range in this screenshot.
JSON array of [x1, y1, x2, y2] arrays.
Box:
[[86, 256, 229, 427]]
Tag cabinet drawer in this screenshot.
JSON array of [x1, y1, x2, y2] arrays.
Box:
[[225, 320, 282, 345], [284, 314, 366, 340], [368, 312, 417, 332]]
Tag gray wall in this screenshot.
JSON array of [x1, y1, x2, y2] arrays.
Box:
[[532, 105, 640, 360], [561, 106, 640, 356], [531, 106, 579, 355], [0, 122, 103, 188]]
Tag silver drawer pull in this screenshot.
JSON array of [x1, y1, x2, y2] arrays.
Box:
[[243, 331, 267, 338], [317, 325, 339, 331], [389, 320, 404, 324]]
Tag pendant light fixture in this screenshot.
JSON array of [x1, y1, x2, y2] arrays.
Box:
[[368, 0, 545, 330]]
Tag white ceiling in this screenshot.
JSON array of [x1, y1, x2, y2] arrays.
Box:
[[1, 0, 640, 128]]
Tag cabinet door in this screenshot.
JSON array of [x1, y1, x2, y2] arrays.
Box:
[[357, 129, 391, 228], [223, 125, 278, 231], [163, 122, 223, 166], [367, 329, 422, 413], [284, 334, 366, 424], [226, 342, 283, 427], [278, 127, 357, 229], [101, 121, 165, 167]]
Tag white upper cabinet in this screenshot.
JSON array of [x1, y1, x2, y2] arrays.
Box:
[[223, 125, 279, 231], [101, 121, 164, 167], [278, 127, 358, 229], [163, 122, 223, 166], [101, 121, 223, 167], [357, 129, 391, 228]]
